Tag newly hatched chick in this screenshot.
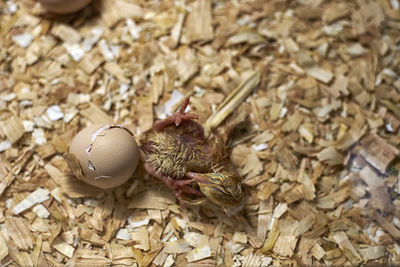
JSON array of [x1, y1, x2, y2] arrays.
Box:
[[140, 97, 245, 211]]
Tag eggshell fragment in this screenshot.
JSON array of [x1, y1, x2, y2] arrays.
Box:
[[38, 0, 93, 14], [68, 124, 139, 189]]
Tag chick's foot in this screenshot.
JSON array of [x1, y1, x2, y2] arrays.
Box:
[[153, 97, 199, 132], [144, 163, 203, 207]]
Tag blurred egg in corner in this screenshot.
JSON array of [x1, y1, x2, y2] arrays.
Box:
[[37, 0, 93, 14], [66, 123, 139, 189]]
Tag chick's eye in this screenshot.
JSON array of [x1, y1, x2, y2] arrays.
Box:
[[208, 173, 225, 183]]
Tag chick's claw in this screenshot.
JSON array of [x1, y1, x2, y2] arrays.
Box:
[[165, 177, 204, 208], [143, 163, 203, 208], [174, 112, 200, 127], [153, 97, 199, 132]]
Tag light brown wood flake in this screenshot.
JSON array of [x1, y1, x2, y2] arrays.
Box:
[[31, 235, 42, 267], [323, 75, 348, 99], [5, 217, 34, 251], [311, 242, 325, 260], [335, 113, 367, 151], [257, 198, 273, 242], [137, 98, 154, 134], [79, 50, 104, 75], [0, 116, 25, 144], [79, 103, 113, 124], [316, 147, 344, 166], [306, 66, 334, 84], [52, 237, 75, 258], [89, 194, 114, 232], [108, 243, 134, 259], [294, 214, 315, 236], [132, 226, 150, 251], [100, 0, 143, 27], [0, 230, 8, 261], [80, 228, 105, 246], [36, 143, 56, 159], [186, 0, 213, 43], [167, 12, 186, 49], [176, 46, 199, 85], [296, 237, 318, 265], [358, 133, 399, 174], [226, 30, 266, 46], [131, 246, 162, 267], [164, 239, 191, 254], [0, 158, 11, 197], [331, 231, 361, 265], [8, 248, 34, 267], [271, 218, 298, 257], [359, 0, 385, 30], [317, 185, 351, 210], [257, 181, 279, 200], [147, 209, 162, 224], [281, 111, 304, 132], [150, 73, 164, 104], [128, 188, 175, 210], [322, 2, 352, 23], [374, 210, 400, 241], [358, 245, 385, 261], [51, 24, 81, 44], [235, 216, 263, 249], [240, 149, 263, 178], [44, 163, 102, 198], [103, 62, 130, 84], [274, 141, 299, 172]]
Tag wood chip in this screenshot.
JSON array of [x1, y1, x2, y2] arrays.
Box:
[[374, 211, 400, 240], [164, 239, 191, 254], [128, 188, 175, 210], [137, 98, 154, 134], [12, 187, 49, 215], [186, 0, 213, 43], [186, 245, 212, 262], [359, 166, 394, 215], [79, 103, 113, 124], [0, 231, 8, 261], [306, 66, 334, 84], [358, 133, 399, 174], [331, 231, 362, 265], [316, 147, 344, 166], [5, 217, 34, 250], [104, 62, 130, 84], [52, 237, 75, 258], [45, 163, 102, 198], [0, 116, 25, 144], [358, 245, 385, 261], [132, 226, 150, 251], [100, 0, 142, 27]]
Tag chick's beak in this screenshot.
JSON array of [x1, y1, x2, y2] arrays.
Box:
[[187, 172, 210, 184]]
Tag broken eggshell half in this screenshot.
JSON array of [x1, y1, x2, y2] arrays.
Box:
[[66, 123, 139, 189], [37, 0, 93, 14]]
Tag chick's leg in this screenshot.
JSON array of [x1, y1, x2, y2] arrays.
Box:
[[153, 97, 199, 132], [144, 163, 203, 207]]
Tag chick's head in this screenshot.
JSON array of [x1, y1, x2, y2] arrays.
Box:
[[187, 171, 245, 209]]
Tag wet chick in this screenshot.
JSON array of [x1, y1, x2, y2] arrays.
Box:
[[140, 97, 245, 211]]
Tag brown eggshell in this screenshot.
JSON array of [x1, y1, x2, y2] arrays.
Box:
[[37, 0, 93, 14], [69, 123, 139, 189]]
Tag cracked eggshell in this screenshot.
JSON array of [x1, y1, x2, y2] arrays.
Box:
[[38, 0, 93, 14], [69, 123, 139, 189]]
